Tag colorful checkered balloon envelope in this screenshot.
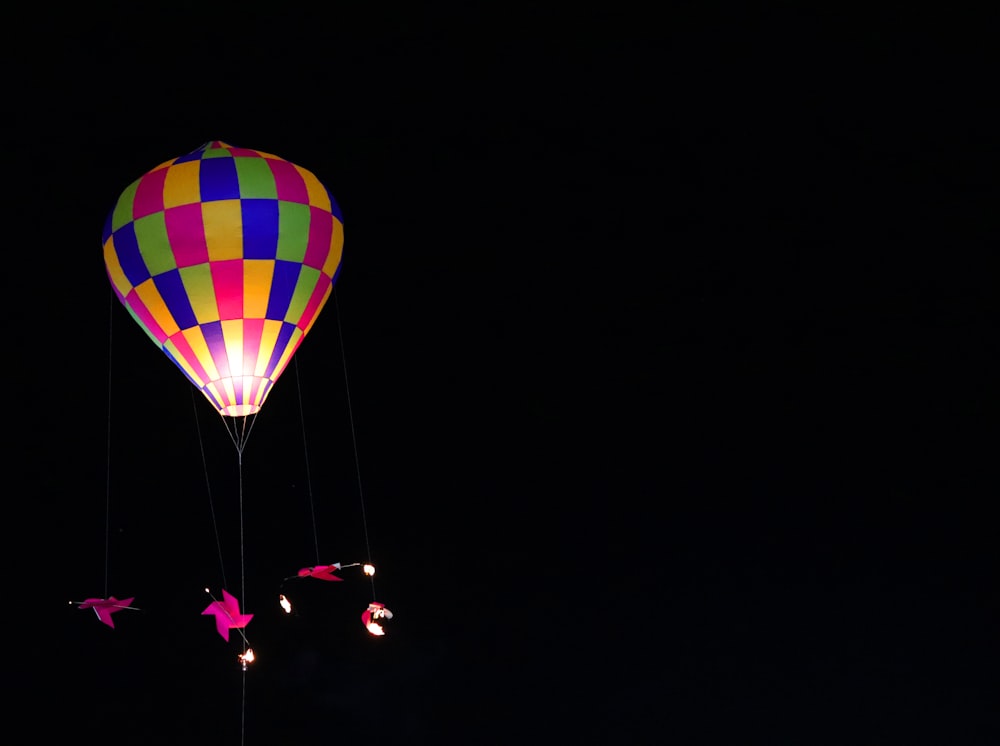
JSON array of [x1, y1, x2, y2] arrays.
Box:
[[102, 141, 344, 417]]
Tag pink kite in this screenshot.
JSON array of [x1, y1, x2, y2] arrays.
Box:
[[77, 596, 136, 629], [202, 589, 253, 641], [297, 563, 346, 581]]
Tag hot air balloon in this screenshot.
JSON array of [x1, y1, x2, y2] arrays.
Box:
[[102, 141, 343, 418]]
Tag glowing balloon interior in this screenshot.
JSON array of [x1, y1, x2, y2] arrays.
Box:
[[103, 141, 344, 417]]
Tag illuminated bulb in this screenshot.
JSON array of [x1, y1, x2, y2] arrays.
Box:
[[366, 622, 385, 636], [238, 648, 255, 670], [363, 564, 375, 576], [279, 594, 292, 613]]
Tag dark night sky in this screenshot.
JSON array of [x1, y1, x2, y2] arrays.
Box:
[[5, 5, 999, 745]]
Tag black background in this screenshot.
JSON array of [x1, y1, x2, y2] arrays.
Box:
[[5, 6, 999, 744]]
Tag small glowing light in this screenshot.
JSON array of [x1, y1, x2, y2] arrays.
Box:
[[238, 648, 256, 670], [366, 622, 385, 636], [279, 594, 292, 613], [363, 564, 375, 577]]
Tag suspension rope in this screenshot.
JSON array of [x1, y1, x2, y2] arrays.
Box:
[[104, 291, 115, 599], [333, 288, 376, 599], [237, 426, 248, 746], [220, 411, 258, 456], [241, 674, 247, 746], [238, 446, 246, 611], [191, 390, 228, 589], [294, 358, 321, 564]]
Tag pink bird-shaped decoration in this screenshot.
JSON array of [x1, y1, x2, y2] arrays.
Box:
[[202, 590, 253, 641], [297, 563, 344, 581], [78, 596, 136, 629]]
